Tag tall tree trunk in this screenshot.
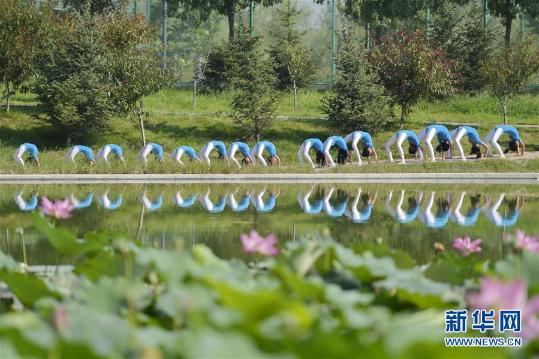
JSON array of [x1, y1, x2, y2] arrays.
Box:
[[503, 104, 508, 125], [135, 105, 146, 147], [227, 6, 235, 41], [192, 81, 197, 110], [5, 82, 11, 113], [293, 81, 297, 111], [504, 0, 512, 46]]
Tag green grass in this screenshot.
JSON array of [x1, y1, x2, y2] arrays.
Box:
[[1, 89, 539, 174]]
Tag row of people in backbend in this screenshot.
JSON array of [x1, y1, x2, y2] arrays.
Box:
[[299, 125, 525, 167], [15, 189, 521, 228], [13, 141, 280, 168], [13, 124, 524, 168]]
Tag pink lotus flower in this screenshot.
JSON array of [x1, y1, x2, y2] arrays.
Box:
[[467, 277, 539, 340], [40, 197, 75, 219], [515, 230, 539, 253], [452, 236, 482, 256], [240, 230, 279, 256]]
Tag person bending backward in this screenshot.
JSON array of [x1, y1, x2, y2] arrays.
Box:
[[174, 191, 198, 209], [417, 125, 453, 162], [384, 130, 424, 164], [170, 146, 200, 167], [384, 190, 424, 224], [449, 126, 489, 161], [227, 142, 253, 169], [228, 189, 251, 212], [139, 192, 163, 212], [298, 138, 325, 168], [483, 125, 525, 158], [14, 192, 39, 211], [345, 189, 378, 224], [297, 187, 324, 214], [139, 143, 164, 165], [199, 141, 228, 167], [96, 144, 125, 166], [322, 187, 348, 218], [66, 145, 95, 164], [14, 143, 40, 167], [323, 136, 350, 167], [251, 141, 280, 166], [344, 131, 378, 165], [99, 191, 123, 210]]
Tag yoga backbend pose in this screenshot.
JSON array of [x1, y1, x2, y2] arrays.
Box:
[[99, 191, 123, 210], [228, 189, 251, 212], [483, 194, 523, 227], [384, 190, 424, 224], [323, 136, 350, 167], [70, 192, 94, 209], [170, 146, 200, 167], [297, 186, 324, 214], [449, 126, 489, 160], [66, 145, 95, 164], [298, 138, 325, 168], [199, 189, 227, 213], [14, 192, 39, 211], [227, 142, 253, 169], [419, 192, 452, 229], [345, 189, 377, 224], [450, 192, 483, 227], [139, 192, 163, 212], [251, 141, 280, 166], [250, 189, 279, 213], [322, 187, 348, 218], [344, 131, 378, 165], [174, 191, 198, 209], [384, 130, 424, 164], [139, 143, 164, 165], [483, 125, 525, 158], [199, 141, 228, 167], [96, 144, 125, 166], [14, 143, 39, 167], [417, 125, 453, 162]]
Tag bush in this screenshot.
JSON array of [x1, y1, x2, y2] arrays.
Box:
[[323, 26, 393, 134]]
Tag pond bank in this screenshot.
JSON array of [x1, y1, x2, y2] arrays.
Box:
[[1, 173, 538, 184]]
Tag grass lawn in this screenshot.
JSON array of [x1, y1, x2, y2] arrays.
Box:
[[0, 89, 538, 174]]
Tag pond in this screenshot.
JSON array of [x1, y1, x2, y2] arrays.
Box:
[[1, 183, 537, 266]]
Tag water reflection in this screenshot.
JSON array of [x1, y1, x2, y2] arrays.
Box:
[[13, 187, 527, 229]]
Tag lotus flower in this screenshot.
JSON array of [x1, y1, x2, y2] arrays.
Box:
[[515, 230, 539, 253], [40, 197, 75, 219], [467, 277, 539, 340], [240, 230, 279, 256], [452, 236, 482, 256]]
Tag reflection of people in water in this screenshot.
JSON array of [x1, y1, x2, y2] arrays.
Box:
[[70, 192, 94, 209], [99, 191, 123, 210], [14, 191, 39, 211], [483, 194, 523, 227], [419, 192, 452, 228], [199, 189, 227, 213], [228, 189, 251, 212], [323, 187, 348, 217], [139, 191, 163, 212], [297, 186, 324, 214], [384, 190, 423, 224], [251, 188, 279, 213], [450, 192, 483, 227], [345, 189, 377, 223], [174, 191, 198, 208]]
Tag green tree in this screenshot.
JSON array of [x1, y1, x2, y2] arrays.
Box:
[[35, 13, 113, 144], [229, 30, 279, 140], [322, 26, 393, 134], [63, 0, 128, 14], [270, 0, 313, 110], [0, 0, 46, 112], [481, 40, 539, 125], [368, 30, 455, 127], [488, 0, 539, 46]]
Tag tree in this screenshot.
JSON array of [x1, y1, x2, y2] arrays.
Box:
[[103, 12, 168, 146], [229, 30, 279, 140], [176, 0, 281, 41], [0, 0, 46, 112], [488, 0, 539, 46], [368, 31, 456, 127], [322, 26, 393, 134], [270, 0, 314, 110], [63, 0, 128, 14], [481, 40, 539, 125], [35, 13, 114, 144]]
